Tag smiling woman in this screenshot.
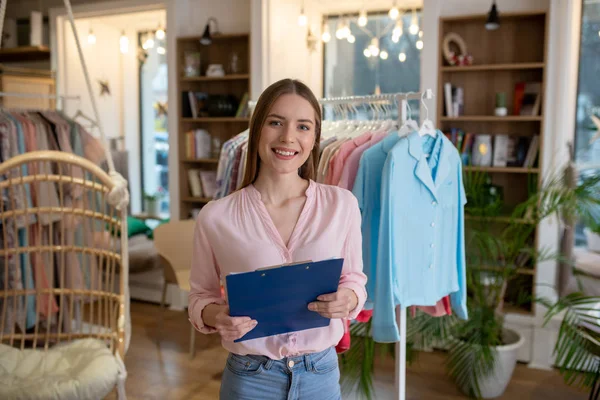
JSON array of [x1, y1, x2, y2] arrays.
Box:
[[188, 79, 367, 400]]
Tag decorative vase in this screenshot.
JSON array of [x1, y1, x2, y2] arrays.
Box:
[[458, 329, 525, 399], [495, 92, 507, 116]]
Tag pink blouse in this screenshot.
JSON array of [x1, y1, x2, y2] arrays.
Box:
[[188, 180, 367, 360]]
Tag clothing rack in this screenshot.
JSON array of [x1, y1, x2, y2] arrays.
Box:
[[320, 89, 434, 400]]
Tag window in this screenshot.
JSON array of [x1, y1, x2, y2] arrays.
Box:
[[139, 30, 169, 217], [574, 1, 600, 168], [323, 11, 422, 118], [574, 0, 600, 244]]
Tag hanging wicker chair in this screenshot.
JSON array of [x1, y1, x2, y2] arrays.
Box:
[[0, 151, 129, 399]]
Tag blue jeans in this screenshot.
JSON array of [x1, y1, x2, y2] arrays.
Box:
[[220, 346, 342, 400]]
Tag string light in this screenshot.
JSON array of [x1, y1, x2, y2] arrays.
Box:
[[157, 46, 166, 55], [368, 37, 380, 57], [380, 50, 388, 60], [87, 29, 96, 45], [419, 30, 423, 38], [358, 9, 368, 27], [322, 24, 331, 42], [409, 9, 419, 35], [298, 3, 307, 27], [347, 34, 356, 43], [389, 1, 399, 20], [119, 31, 128, 54], [399, 52, 406, 62], [336, 20, 346, 39], [393, 19, 403, 39], [416, 40, 423, 50], [363, 48, 371, 58], [155, 24, 165, 40], [143, 37, 155, 49]]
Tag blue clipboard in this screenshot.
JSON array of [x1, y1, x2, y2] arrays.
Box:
[[226, 258, 344, 342]]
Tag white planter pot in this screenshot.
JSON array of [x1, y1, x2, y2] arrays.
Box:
[[585, 228, 600, 253], [145, 199, 159, 216], [459, 329, 525, 399]]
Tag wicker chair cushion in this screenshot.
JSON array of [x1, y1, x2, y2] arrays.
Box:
[[0, 338, 119, 400]]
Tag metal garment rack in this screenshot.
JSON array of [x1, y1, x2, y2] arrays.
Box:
[[320, 89, 434, 400]]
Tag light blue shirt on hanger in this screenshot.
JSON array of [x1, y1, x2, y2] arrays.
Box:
[[352, 133, 402, 308], [373, 130, 468, 343]]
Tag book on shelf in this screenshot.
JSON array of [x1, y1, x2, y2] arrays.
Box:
[[523, 135, 539, 168], [514, 82, 542, 116], [445, 130, 540, 169], [235, 92, 249, 118], [187, 169, 203, 197], [185, 129, 211, 159], [199, 170, 218, 198], [182, 91, 209, 118], [443, 83, 464, 117], [493, 135, 509, 167]]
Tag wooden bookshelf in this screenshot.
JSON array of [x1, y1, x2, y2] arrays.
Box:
[[177, 33, 251, 219], [437, 11, 548, 316]]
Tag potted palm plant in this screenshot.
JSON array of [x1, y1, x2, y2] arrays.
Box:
[[340, 165, 600, 400]]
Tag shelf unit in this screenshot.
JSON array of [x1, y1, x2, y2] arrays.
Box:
[[437, 11, 548, 315], [176, 33, 251, 219]]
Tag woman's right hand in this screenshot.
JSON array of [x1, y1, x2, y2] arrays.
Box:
[[212, 305, 258, 342]]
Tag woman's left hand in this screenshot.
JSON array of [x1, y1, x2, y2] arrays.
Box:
[[308, 288, 358, 319]]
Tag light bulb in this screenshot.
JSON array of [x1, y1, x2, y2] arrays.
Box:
[[358, 10, 368, 27], [598, 30, 600, 37], [419, 30, 423, 38], [416, 40, 423, 50], [143, 38, 155, 49], [157, 46, 166, 55], [322, 24, 331, 42], [399, 52, 406, 62], [392, 34, 400, 43], [156, 26, 165, 40], [298, 11, 307, 27], [336, 20, 345, 39], [393, 20, 403, 38], [409, 10, 419, 35], [380, 50, 388, 60], [347, 34, 356, 43], [344, 22, 351, 38], [363, 48, 371, 58], [119, 32, 128, 54], [87, 30, 96, 45], [368, 37, 380, 57], [389, 6, 399, 20]]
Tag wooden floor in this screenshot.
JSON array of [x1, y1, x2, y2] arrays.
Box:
[[107, 301, 587, 400]]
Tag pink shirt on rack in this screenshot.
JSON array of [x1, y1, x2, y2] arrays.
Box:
[[338, 132, 387, 190], [325, 133, 372, 185], [188, 180, 367, 360]]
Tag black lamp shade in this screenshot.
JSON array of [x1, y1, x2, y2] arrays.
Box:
[[200, 23, 212, 45], [485, 2, 500, 30]]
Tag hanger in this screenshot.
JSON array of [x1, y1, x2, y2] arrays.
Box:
[[418, 91, 436, 137], [398, 92, 419, 137]]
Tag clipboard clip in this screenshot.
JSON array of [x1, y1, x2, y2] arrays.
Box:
[[256, 260, 313, 274]]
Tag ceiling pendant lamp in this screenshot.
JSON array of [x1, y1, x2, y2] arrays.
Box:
[[485, 0, 500, 30]]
